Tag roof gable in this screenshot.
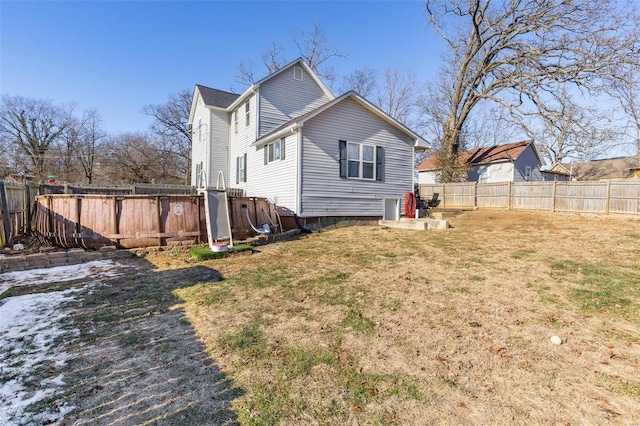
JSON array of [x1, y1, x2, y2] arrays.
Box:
[[417, 140, 537, 171], [226, 58, 335, 112], [252, 91, 427, 147]]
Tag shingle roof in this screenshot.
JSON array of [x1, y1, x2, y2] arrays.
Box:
[[417, 140, 534, 171], [560, 156, 640, 180], [196, 84, 240, 109]]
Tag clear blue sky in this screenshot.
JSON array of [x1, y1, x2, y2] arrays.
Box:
[[1, 1, 440, 134]]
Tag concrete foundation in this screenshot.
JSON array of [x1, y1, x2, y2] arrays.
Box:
[[378, 217, 450, 230]]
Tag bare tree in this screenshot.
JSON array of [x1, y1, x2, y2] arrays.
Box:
[[75, 109, 106, 184], [141, 89, 192, 184], [460, 106, 518, 149], [235, 23, 344, 89], [292, 23, 344, 85], [102, 133, 168, 184], [523, 94, 617, 164], [0, 95, 70, 180], [377, 68, 419, 125], [339, 67, 378, 98], [423, 0, 639, 181], [607, 66, 640, 158]]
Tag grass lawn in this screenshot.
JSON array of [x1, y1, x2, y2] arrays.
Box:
[[162, 210, 640, 425]]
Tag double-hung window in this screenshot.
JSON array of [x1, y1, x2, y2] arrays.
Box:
[[233, 110, 238, 134], [245, 101, 250, 126], [264, 138, 286, 164], [347, 142, 375, 179], [236, 154, 247, 183], [339, 140, 384, 181]]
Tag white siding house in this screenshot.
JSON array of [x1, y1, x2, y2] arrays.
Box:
[[189, 58, 426, 219], [417, 140, 543, 184]]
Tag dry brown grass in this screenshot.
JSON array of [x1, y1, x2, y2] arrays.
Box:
[[160, 210, 640, 425]]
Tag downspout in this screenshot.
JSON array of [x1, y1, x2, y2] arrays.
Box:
[[412, 139, 417, 191], [295, 125, 303, 215]]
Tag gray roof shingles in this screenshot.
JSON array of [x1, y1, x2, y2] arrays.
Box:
[[196, 84, 240, 109]]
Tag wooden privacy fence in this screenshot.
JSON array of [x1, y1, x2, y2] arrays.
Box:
[[0, 180, 248, 247], [418, 181, 640, 215], [31, 194, 281, 249], [0, 181, 32, 247]]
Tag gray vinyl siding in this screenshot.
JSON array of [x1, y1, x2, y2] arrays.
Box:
[[245, 133, 297, 210], [209, 110, 230, 188], [513, 146, 543, 182], [300, 98, 414, 217], [258, 67, 331, 137]]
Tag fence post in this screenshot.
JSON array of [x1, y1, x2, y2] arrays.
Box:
[[605, 180, 611, 215], [507, 182, 512, 211], [0, 181, 10, 246], [442, 184, 446, 209], [474, 182, 478, 209], [552, 181, 557, 212]]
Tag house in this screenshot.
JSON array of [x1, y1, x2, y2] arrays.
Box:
[[189, 58, 427, 221], [416, 140, 543, 184], [550, 157, 640, 181]]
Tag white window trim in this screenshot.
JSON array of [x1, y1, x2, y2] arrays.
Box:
[[238, 155, 246, 183], [293, 66, 303, 81], [347, 142, 376, 180], [233, 110, 238, 134], [524, 165, 532, 181], [245, 101, 250, 127], [266, 138, 285, 163]]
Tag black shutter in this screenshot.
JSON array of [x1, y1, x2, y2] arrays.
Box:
[[264, 146, 268, 165], [339, 140, 347, 178], [376, 146, 384, 181], [281, 138, 286, 160], [235, 156, 239, 184], [243, 153, 247, 182]]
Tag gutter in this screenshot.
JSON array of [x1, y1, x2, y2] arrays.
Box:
[[252, 124, 301, 148]]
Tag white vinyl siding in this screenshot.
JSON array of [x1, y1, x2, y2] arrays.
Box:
[[208, 109, 230, 188], [191, 92, 230, 188], [258, 66, 331, 137], [229, 94, 256, 191], [300, 98, 413, 217], [245, 133, 297, 210]]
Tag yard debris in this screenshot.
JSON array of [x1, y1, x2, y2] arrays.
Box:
[[550, 335, 563, 345]]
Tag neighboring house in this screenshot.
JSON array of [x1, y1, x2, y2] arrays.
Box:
[[416, 140, 543, 184], [551, 157, 640, 181], [189, 58, 427, 219]]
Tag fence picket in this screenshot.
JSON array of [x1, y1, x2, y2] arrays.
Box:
[[418, 180, 640, 215]]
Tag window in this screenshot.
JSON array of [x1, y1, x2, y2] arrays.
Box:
[[197, 119, 207, 143], [524, 166, 532, 181], [236, 153, 247, 183], [339, 140, 384, 181], [233, 110, 238, 134], [293, 66, 303, 81], [245, 101, 250, 126], [195, 161, 203, 187], [264, 138, 286, 164]]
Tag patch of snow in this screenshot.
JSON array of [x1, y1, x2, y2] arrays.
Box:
[[0, 259, 126, 296], [0, 287, 84, 425]]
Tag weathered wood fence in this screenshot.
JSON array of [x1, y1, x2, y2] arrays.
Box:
[[418, 181, 640, 215], [0, 181, 195, 246]]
